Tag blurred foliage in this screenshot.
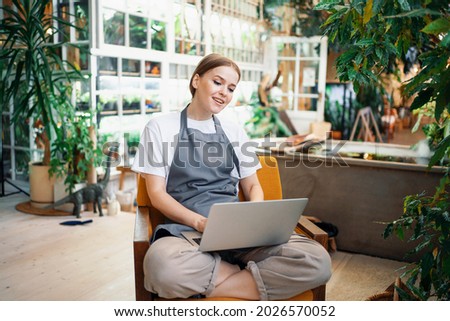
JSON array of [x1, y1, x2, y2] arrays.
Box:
[[316, 0, 449, 300]]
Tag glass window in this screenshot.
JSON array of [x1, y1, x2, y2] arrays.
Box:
[[75, 80, 90, 111], [120, 76, 141, 91], [145, 93, 161, 110], [2, 114, 11, 146], [300, 42, 320, 58], [150, 20, 166, 51], [98, 76, 120, 90], [144, 79, 160, 91], [68, 44, 89, 71], [168, 78, 191, 110], [98, 57, 118, 75], [15, 150, 30, 181], [122, 59, 140, 76], [174, 3, 202, 55], [75, 1, 89, 41], [103, 9, 125, 45], [129, 15, 147, 49], [210, 13, 221, 45], [221, 17, 232, 47], [97, 94, 119, 114], [145, 61, 161, 77], [2, 149, 11, 179], [299, 61, 319, 95], [122, 94, 141, 111], [57, 1, 89, 42], [278, 43, 296, 57], [58, 1, 71, 43], [14, 120, 30, 148]]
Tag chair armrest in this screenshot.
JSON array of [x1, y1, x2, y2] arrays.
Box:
[[296, 216, 328, 251], [134, 206, 151, 243], [296, 216, 329, 301], [134, 206, 151, 300]]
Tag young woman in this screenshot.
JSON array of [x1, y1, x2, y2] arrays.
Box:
[[132, 53, 331, 300]]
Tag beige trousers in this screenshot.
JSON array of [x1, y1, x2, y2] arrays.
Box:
[[143, 234, 331, 300]]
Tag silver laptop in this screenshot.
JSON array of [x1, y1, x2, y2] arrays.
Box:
[[181, 198, 308, 252]]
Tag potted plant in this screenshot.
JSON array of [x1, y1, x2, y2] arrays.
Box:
[[0, 0, 97, 206], [324, 94, 345, 139], [315, 0, 449, 300], [244, 91, 293, 139]]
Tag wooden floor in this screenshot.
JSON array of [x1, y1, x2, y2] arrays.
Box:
[[1, 126, 422, 301], [0, 191, 406, 301], [0, 193, 135, 301], [0, 125, 423, 301]]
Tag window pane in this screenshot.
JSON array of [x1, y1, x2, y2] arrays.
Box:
[[103, 9, 125, 45], [76, 81, 90, 111], [120, 77, 141, 91], [98, 76, 119, 90], [15, 150, 30, 181], [299, 61, 319, 95], [151, 20, 166, 51], [2, 149, 12, 180], [299, 42, 320, 58], [297, 97, 318, 111], [122, 94, 141, 111], [145, 61, 161, 77], [173, 3, 200, 55], [98, 57, 118, 75], [75, 1, 89, 41], [122, 59, 140, 76], [2, 114, 11, 146], [278, 43, 296, 57], [129, 15, 147, 48], [98, 94, 119, 114], [145, 93, 161, 110], [58, 2, 71, 42], [14, 119, 30, 147], [68, 44, 89, 71], [210, 13, 221, 45]]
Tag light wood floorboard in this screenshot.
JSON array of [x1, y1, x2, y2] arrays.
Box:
[[0, 191, 407, 301]]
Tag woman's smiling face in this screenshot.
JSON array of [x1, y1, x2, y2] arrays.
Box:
[[191, 65, 239, 116]]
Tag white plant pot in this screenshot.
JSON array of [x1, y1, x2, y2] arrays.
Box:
[[29, 162, 55, 208]]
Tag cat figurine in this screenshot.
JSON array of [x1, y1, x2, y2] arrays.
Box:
[[107, 196, 120, 216]]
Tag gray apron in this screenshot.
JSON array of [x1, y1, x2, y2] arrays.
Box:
[[152, 106, 241, 240]]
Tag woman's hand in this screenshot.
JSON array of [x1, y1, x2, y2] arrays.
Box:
[[193, 215, 207, 232], [143, 173, 208, 231]]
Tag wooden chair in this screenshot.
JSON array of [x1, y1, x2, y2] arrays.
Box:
[[133, 155, 328, 301]]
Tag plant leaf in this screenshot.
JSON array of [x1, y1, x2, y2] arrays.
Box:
[[428, 135, 450, 168], [422, 18, 450, 35], [410, 88, 434, 111], [363, 0, 373, 25]]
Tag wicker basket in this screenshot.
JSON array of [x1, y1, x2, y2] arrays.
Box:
[[366, 277, 411, 301]]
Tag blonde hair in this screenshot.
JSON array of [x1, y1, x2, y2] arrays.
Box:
[[189, 53, 241, 97]]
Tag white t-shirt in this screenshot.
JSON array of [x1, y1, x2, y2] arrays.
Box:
[[131, 111, 261, 181]]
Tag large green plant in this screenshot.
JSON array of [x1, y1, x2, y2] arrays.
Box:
[[48, 84, 102, 193], [0, 0, 100, 193], [315, 0, 449, 300], [0, 0, 84, 165]]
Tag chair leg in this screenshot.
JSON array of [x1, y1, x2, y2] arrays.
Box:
[[311, 285, 326, 301]]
